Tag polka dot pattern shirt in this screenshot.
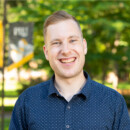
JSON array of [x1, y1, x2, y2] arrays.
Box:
[[9, 72, 130, 130]]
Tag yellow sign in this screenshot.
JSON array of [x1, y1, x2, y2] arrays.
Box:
[[0, 21, 3, 68], [7, 52, 34, 71]]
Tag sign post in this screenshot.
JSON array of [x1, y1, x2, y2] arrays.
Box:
[[0, 21, 3, 68], [1, 0, 6, 129]]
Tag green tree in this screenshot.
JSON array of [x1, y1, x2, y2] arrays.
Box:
[[6, 0, 130, 85]]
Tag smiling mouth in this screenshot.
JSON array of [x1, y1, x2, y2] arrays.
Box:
[[60, 57, 76, 63]]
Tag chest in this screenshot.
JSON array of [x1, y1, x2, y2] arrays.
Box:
[[25, 97, 115, 130]]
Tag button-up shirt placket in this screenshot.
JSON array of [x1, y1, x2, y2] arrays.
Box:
[[65, 102, 72, 130]]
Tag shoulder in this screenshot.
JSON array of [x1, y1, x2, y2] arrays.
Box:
[[89, 80, 128, 114], [25, 79, 50, 93], [18, 79, 51, 101], [90, 80, 125, 104]]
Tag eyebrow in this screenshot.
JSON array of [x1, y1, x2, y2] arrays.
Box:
[[50, 39, 60, 44], [68, 35, 80, 39]]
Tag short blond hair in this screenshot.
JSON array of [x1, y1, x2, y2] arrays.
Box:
[[43, 10, 82, 41]]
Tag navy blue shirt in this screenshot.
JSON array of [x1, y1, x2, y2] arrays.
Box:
[[9, 72, 130, 130]]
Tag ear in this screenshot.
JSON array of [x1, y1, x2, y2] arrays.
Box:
[[83, 39, 87, 55], [43, 45, 48, 60]]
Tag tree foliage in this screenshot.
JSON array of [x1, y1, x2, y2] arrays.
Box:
[[6, 0, 130, 81]]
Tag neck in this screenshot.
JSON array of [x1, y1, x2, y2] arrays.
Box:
[[54, 71, 86, 101]]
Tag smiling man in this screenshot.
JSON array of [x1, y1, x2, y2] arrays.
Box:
[[9, 11, 130, 130]]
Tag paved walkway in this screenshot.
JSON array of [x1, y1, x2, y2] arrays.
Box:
[[3, 112, 12, 119]]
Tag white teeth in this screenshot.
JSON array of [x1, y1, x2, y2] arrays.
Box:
[[60, 58, 75, 63]]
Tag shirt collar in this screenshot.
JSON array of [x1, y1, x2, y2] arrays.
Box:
[[78, 71, 92, 100], [48, 71, 92, 100], [48, 75, 59, 96]]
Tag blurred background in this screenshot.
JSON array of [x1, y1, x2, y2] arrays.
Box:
[[0, 0, 130, 129]]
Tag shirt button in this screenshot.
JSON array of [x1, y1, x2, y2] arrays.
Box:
[[67, 105, 71, 109], [66, 125, 70, 128]]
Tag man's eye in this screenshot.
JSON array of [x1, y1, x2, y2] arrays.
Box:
[[53, 42, 61, 45], [70, 39, 77, 43]]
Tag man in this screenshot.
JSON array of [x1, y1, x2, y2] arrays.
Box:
[[9, 10, 130, 130]]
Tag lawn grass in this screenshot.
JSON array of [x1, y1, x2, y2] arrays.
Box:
[[0, 91, 18, 97], [0, 118, 10, 130], [117, 82, 130, 89], [95, 80, 130, 90], [4, 118, 11, 130]]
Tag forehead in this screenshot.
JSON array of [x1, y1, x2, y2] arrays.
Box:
[[46, 20, 81, 41]]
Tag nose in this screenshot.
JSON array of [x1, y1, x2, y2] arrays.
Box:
[[61, 43, 71, 55]]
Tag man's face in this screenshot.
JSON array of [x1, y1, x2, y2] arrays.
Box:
[[43, 19, 87, 79]]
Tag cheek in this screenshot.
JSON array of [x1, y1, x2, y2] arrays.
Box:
[[74, 45, 84, 54], [48, 48, 59, 60]]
